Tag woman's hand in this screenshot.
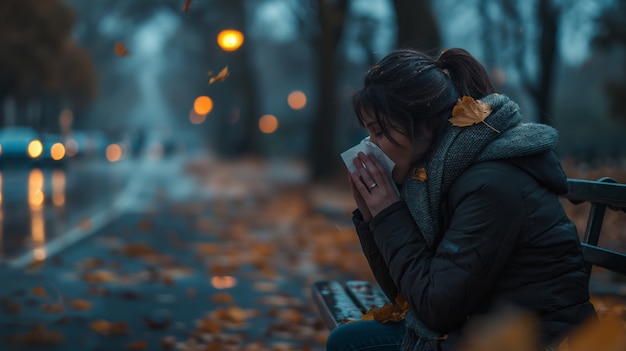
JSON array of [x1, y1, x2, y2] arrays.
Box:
[[349, 152, 401, 220]]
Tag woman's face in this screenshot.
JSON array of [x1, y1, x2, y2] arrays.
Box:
[[361, 111, 432, 184]]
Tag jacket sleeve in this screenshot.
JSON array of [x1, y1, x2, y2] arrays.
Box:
[[370, 168, 526, 333], [352, 209, 398, 301]]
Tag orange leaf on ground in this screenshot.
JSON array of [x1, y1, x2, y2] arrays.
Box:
[[70, 299, 93, 311], [31, 286, 47, 298], [8, 324, 64, 346], [89, 320, 129, 335], [211, 291, 235, 305], [126, 339, 148, 350]]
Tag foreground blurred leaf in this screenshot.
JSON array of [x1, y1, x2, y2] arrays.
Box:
[[182, 0, 192, 12], [114, 42, 130, 57]]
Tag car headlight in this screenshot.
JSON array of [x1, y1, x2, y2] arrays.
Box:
[[28, 140, 43, 158]]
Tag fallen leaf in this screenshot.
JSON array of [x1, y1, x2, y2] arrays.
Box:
[[82, 270, 116, 283], [31, 286, 48, 298], [182, 0, 192, 12], [209, 66, 229, 85], [2, 297, 22, 313], [70, 299, 93, 311], [126, 339, 148, 350], [114, 42, 130, 57], [211, 292, 235, 305], [161, 336, 176, 350], [8, 324, 64, 346], [90, 320, 129, 335], [42, 303, 65, 314], [362, 294, 410, 323], [449, 96, 499, 133]]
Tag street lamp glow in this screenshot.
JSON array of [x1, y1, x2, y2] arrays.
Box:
[[288, 91, 307, 110], [193, 96, 213, 115], [259, 114, 278, 134], [217, 30, 244, 51]]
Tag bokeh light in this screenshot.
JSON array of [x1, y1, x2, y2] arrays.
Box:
[[50, 143, 66, 160], [288, 90, 307, 110], [52, 169, 65, 207], [189, 109, 207, 125], [28, 169, 44, 210], [59, 109, 73, 132], [258, 114, 278, 134], [106, 144, 123, 162], [28, 140, 43, 158], [193, 96, 213, 115], [217, 29, 244, 51], [65, 139, 79, 157]]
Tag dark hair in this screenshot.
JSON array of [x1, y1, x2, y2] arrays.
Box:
[[352, 48, 495, 148]]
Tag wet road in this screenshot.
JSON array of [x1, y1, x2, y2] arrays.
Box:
[[0, 158, 133, 266]]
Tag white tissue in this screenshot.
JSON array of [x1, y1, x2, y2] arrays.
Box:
[[340, 137, 396, 177]]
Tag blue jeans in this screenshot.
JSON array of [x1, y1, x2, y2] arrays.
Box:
[[326, 320, 406, 351]]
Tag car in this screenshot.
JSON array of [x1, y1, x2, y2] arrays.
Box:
[[0, 126, 44, 167]]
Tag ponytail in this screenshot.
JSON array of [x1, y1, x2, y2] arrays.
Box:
[[437, 48, 495, 99]]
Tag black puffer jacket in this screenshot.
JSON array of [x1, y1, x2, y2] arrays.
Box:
[[354, 151, 596, 350]]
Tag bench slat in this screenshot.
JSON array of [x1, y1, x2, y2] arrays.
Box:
[[581, 243, 626, 276], [566, 178, 626, 210], [311, 281, 364, 330]]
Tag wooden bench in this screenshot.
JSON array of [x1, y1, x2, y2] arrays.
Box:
[[312, 177, 626, 330]]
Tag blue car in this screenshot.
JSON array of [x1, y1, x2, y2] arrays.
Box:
[[0, 126, 44, 167]]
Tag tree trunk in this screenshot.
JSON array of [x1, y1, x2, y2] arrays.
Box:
[[533, 0, 558, 126], [393, 0, 441, 53], [213, 0, 261, 158], [309, 0, 348, 180]]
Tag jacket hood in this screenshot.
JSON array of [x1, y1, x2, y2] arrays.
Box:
[[506, 150, 568, 195]]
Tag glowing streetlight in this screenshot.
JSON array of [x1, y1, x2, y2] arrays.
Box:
[[288, 91, 307, 110], [193, 96, 214, 115], [259, 114, 278, 134], [217, 29, 244, 52]]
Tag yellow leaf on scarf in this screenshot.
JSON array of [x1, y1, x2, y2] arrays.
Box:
[[450, 96, 499, 133], [411, 167, 427, 182]]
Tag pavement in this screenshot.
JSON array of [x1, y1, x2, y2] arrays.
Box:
[[1, 152, 625, 351], [0, 152, 370, 351]]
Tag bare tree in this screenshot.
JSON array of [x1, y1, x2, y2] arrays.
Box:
[[593, 0, 626, 122], [0, 0, 94, 129], [393, 0, 441, 53], [477, 0, 561, 125], [307, 0, 350, 180]]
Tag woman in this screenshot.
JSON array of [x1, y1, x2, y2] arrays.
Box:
[[327, 48, 596, 351]]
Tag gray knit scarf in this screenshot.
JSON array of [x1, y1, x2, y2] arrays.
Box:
[[398, 93, 559, 351]]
